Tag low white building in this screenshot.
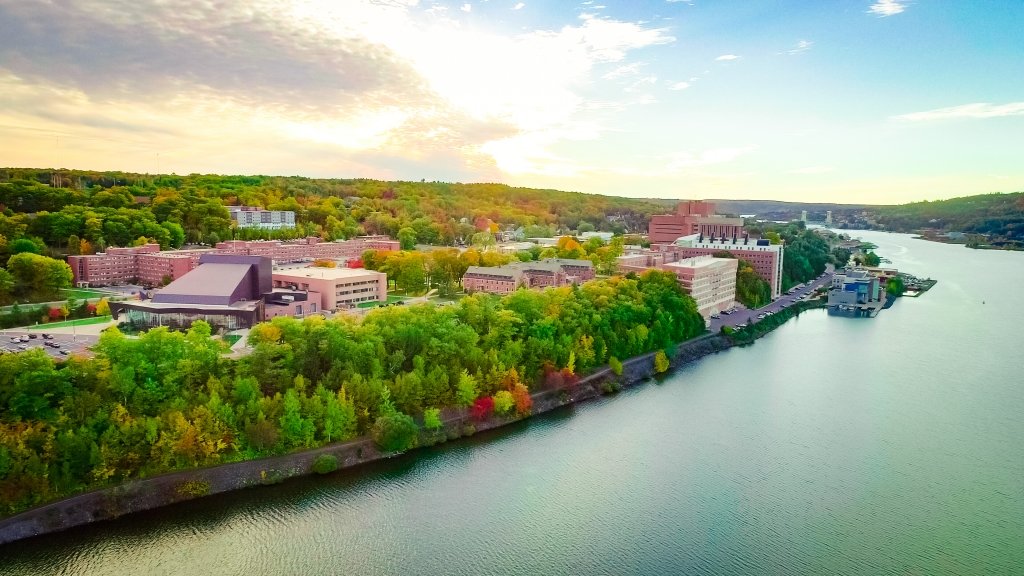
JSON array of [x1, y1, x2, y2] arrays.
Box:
[[661, 255, 738, 319]]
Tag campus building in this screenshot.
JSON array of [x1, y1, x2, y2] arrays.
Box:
[[648, 200, 745, 244], [228, 206, 296, 230], [67, 236, 399, 287], [663, 234, 785, 299], [661, 256, 738, 319], [462, 259, 595, 295], [828, 269, 882, 308], [111, 255, 275, 331], [271, 267, 387, 311]]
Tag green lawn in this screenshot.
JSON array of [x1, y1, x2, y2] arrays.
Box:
[[27, 316, 114, 330], [59, 288, 110, 300], [357, 295, 410, 308]]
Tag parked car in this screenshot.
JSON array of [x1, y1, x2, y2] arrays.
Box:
[[17, 344, 27, 350], [19, 336, 29, 342], [28, 333, 38, 339], [59, 350, 70, 355], [42, 333, 53, 339]]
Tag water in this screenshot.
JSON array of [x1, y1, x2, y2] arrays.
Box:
[[2, 231, 1023, 575]]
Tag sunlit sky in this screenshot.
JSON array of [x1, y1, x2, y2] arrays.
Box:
[[1, 0, 1022, 204]]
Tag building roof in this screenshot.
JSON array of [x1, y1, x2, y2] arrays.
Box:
[[152, 263, 254, 304], [465, 266, 522, 279], [542, 258, 593, 267], [272, 267, 383, 280], [664, 255, 736, 270]]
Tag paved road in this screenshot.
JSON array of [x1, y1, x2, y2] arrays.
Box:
[[709, 264, 835, 332], [0, 330, 98, 359]]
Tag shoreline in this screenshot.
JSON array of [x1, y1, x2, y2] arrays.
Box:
[[0, 302, 822, 547]]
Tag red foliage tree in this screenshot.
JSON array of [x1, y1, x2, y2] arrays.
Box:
[[512, 383, 533, 416], [471, 396, 494, 421], [48, 307, 62, 320]]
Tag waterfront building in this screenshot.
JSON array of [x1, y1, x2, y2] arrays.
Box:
[[828, 269, 882, 307], [462, 258, 595, 294], [663, 234, 785, 299], [661, 255, 738, 319], [271, 267, 387, 311], [228, 206, 296, 230], [648, 200, 745, 244]]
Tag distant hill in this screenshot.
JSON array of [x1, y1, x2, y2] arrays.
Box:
[[870, 192, 1024, 246], [709, 199, 871, 217]]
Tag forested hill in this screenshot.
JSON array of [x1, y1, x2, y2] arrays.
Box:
[[0, 168, 666, 250], [871, 192, 1024, 241]]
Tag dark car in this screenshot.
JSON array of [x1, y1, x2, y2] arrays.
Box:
[[28, 333, 38, 339]]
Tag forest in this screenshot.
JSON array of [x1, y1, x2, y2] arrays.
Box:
[[0, 270, 704, 517], [869, 192, 1024, 246], [0, 168, 664, 257]]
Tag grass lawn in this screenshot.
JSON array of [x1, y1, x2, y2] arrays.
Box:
[[357, 295, 410, 308], [27, 316, 114, 330], [59, 288, 110, 300]]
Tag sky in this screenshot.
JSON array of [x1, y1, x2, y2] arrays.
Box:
[[0, 0, 1022, 204]]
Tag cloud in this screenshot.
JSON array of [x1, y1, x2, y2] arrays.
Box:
[[867, 0, 907, 17], [668, 81, 691, 90], [513, 2, 525, 9], [667, 145, 757, 171], [892, 102, 1024, 121], [715, 54, 739, 61], [788, 40, 813, 55], [461, 3, 472, 12]]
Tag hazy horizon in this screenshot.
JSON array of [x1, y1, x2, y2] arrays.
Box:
[[2, 0, 1022, 204]]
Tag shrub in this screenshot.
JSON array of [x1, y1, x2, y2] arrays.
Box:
[[176, 480, 210, 497], [512, 383, 532, 416], [423, 407, 443, 430], [372, 412, 419, 452], [493, 391, 514, 415], [471, 396, 495, 421], [654, 350, 670, 374], [609, 356, 623, 376], [312, 454, 339, 475]]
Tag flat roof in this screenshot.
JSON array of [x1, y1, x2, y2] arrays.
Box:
[[664, 256, 734, 269], [272, 267, 382, 280]]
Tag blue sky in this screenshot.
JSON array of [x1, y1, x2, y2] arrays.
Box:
[[1, 0, 1021, 203]]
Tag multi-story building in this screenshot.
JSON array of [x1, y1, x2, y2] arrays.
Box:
[[67, 236, 399, 287], [648, 200, 745, 244], [228, 206, 296, 230], [271, 267, 387, 311], [462, 259, 595, 295], [828, 269, 882, 307], [661, 256, 738, 319], [68, 244, 161, 287], [662, 234, 784, 299]]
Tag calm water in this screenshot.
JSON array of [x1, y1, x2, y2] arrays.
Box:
[[2, 231, 1023, 575]]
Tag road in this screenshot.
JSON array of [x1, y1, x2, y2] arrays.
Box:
[[709, 264, 835, 332]]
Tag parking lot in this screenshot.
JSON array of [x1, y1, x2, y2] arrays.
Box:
[[709, 264, 835, 332], [0, 330, 98, 359]]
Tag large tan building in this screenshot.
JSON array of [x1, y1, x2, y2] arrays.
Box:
[[271, 267, 387, 311], [662, 255, 738, 319]]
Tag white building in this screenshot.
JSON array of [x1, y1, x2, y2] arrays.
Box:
[[229, 206, 296, 230]]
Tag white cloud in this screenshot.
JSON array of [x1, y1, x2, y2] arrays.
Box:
[[461, 3, 472, 12], [667, 145, 757, 171], [893, 102, 1024, 121], [788, 40, 813, 55], [668, 81, 690, 90], [868, 0, 907, 17], [513, 2, 525, 9], [715, 54, 739, 61]]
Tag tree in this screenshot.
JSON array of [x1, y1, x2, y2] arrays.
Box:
[[397, 227, 417, 250], [456, 370, 478, 406], [95, 298, 111, 316], [10, 238, 42, 255], [886, 276, 905, 296], [371, 413, 418, 452]]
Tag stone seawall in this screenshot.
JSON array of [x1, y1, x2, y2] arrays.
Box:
[[0, 334, 737, 546]]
